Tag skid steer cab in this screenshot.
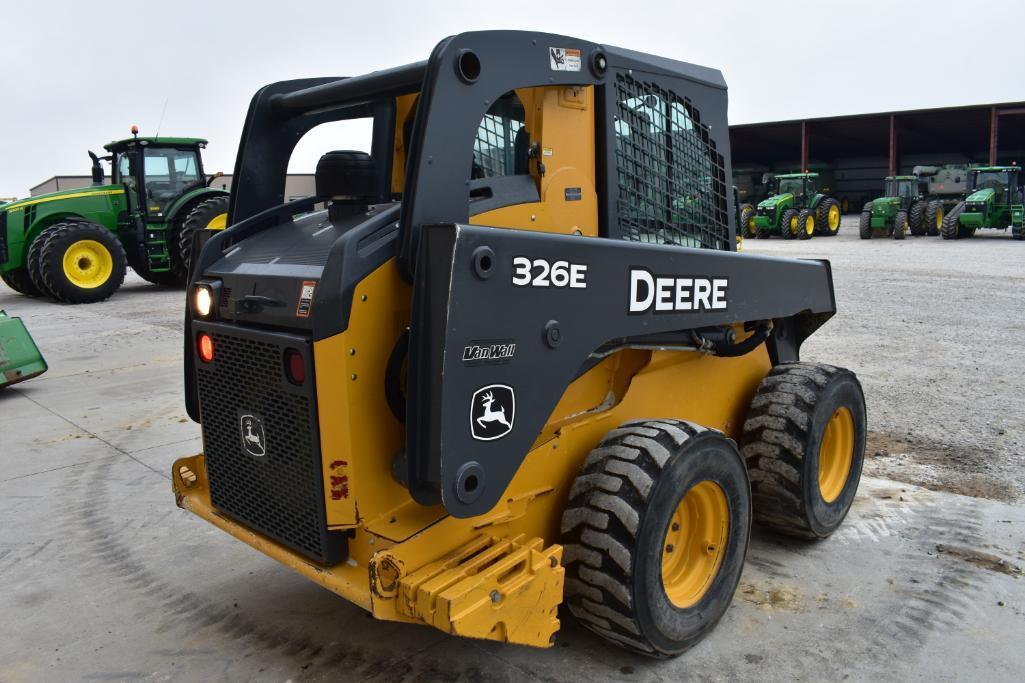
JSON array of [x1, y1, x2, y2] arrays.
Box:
[[174, 31, 866, 658]]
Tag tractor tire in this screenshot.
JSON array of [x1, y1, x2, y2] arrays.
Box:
[[924, 201, 943, 236], [129, 257, 183, 287], [27, 225, 65, 297], [840, 196, 850, 215], [797, 209, 815, 240], [893, 210, 908, 240], [38, 221, 127, 304], [179, 195, 230, 277], [779, 209, 798, 240], [561, 420, 751, 657], [941, 201, 964, 240], [741, 362, 866, 539], [858, 202, 872, 239], [909, 201, 926, 236], [1013, 222, 1025, 240], [739, 204, 757, 239], [0, 267, 40, 296], [816, 198, 841, 236]]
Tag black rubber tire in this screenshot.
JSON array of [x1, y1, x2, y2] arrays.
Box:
[[909, 201, 926, 236], [39, 221, 127, 304], [128, 256, 183, 287], [924, 201, 943, 236], [27, 225, 65, 297], [739, 205, 757, 239], [0, 267, 40, 296], [815, 198, 841, 236], [797, 209, 814, 240], [893, 210, 908, 240], [858, 203, 872, 239], [741, 363, 866, 539], [941, 201, 964, 240], [561, 420, 751, 658], [779, 209, 797, 240], [178, 195, 230, 276], [1013, 222, 1025, 240]]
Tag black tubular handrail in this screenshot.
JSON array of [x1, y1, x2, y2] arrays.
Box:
[[271, 61, 428, 116]]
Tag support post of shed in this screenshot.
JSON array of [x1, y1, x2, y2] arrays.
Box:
[[888, 115, 897, 176], [989, 107, 998, 165], [800, 121, 808, 171]]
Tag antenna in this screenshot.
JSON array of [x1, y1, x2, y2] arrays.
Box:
[[155, 98, 169, 138]]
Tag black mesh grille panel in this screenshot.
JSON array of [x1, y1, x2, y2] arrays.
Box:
[[473, 93, 525, 178], [195, 326, 344, 565], [613, 73, 730, 250]]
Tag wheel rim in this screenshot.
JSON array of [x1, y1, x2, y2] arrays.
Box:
[[818, 406, 855, 503], [935, 208, 944, 230], [805, 215, 815, 235], [828, 204, 841, 230], [661, 480, 729, 609], [747, 216, 756, 236], [206, 212, 228, 230], [789, 215, 798, 234], [62, 239, 113, 289]]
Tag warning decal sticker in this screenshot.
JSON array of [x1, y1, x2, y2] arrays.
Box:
[[296, 280, 317, 318], [549, 47, 582, 72]]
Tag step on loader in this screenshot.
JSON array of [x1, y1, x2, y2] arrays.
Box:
[[172, 31, 866, 658]]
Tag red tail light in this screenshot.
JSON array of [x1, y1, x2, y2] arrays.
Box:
[[285, 349, 306, 385], [197, 333, 214, 363]]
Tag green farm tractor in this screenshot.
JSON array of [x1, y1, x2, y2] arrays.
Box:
[[942, 166, 1025, 240], [858, 175, 946, 240], [0, 132, 229, 303], [751, 172, 841, 240]]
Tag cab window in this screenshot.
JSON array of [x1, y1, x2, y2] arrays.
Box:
[[142, 147, 202, 217], [473, 92, 527, 179]]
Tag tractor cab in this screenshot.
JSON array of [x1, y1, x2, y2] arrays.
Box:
[[774, 173, 818, 204], [104, 135, 211, 222], [966, 166, 1022, 206], [882, 176, 921, 203]]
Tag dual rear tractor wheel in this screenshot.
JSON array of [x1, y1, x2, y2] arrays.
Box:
[[815, 198, 842, 236], [562, 362, 866, 656]]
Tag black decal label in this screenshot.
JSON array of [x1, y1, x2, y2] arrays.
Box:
[[470, 385, 515, 441], [462, 340, 517, 366]]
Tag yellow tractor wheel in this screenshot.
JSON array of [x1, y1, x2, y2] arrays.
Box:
[[38, 221, 127, 304], [798, 209, 815, 240], [562, 420, 751, 657], [741, 363, 866, 539], [179, 195, 231, 275]]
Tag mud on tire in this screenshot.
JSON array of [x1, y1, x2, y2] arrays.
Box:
[[741, 362, 866, 539], [561, 420, 751, 657]]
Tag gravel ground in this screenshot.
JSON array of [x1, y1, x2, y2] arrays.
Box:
[[745, 218, 1025, 503]]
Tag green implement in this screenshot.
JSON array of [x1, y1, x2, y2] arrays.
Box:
[[0, 310, 47, 388]]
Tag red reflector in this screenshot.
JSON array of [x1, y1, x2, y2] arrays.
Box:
[[285, 349, 306, 385], [197, 333, 214, 363]]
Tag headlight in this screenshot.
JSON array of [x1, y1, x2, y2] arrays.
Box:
[[193, 280, 221, 318]]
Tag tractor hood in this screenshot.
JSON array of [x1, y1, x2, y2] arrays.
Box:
[[757, 193, 793, 210], [0, 184, 124, 213], [966, 187, 994, 204]]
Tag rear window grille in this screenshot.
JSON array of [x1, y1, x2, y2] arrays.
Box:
[[614, 73, 730, 250], [473, 93, 525, 178]]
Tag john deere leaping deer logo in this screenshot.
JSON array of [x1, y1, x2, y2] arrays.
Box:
[[470, 384, 515, 441], [239, 414, 266, 457]]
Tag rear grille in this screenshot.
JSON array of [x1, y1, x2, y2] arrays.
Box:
[[194, 323, 346, 565]]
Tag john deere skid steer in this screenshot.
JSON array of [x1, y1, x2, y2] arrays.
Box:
[[173, 32, 866, 657]]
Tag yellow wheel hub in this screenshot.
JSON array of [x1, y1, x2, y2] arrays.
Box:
[[789, 215, 799, 234], [62, 239, 113, 289], [805, 215, 815, 235], [747, 216, 756, 235], [661, 481, 729, 608], [206, 212, 228, 230], [818, 406, 855, 503], [935, 208, 944, 229], [828, 204, 841, 230]]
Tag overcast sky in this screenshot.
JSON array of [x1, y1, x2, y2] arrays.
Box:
[[2, 0, 1022, 196]]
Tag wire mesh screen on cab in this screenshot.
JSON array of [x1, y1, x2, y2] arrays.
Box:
[[473, 93, 525, 178], [614, 73, 730, 250]]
